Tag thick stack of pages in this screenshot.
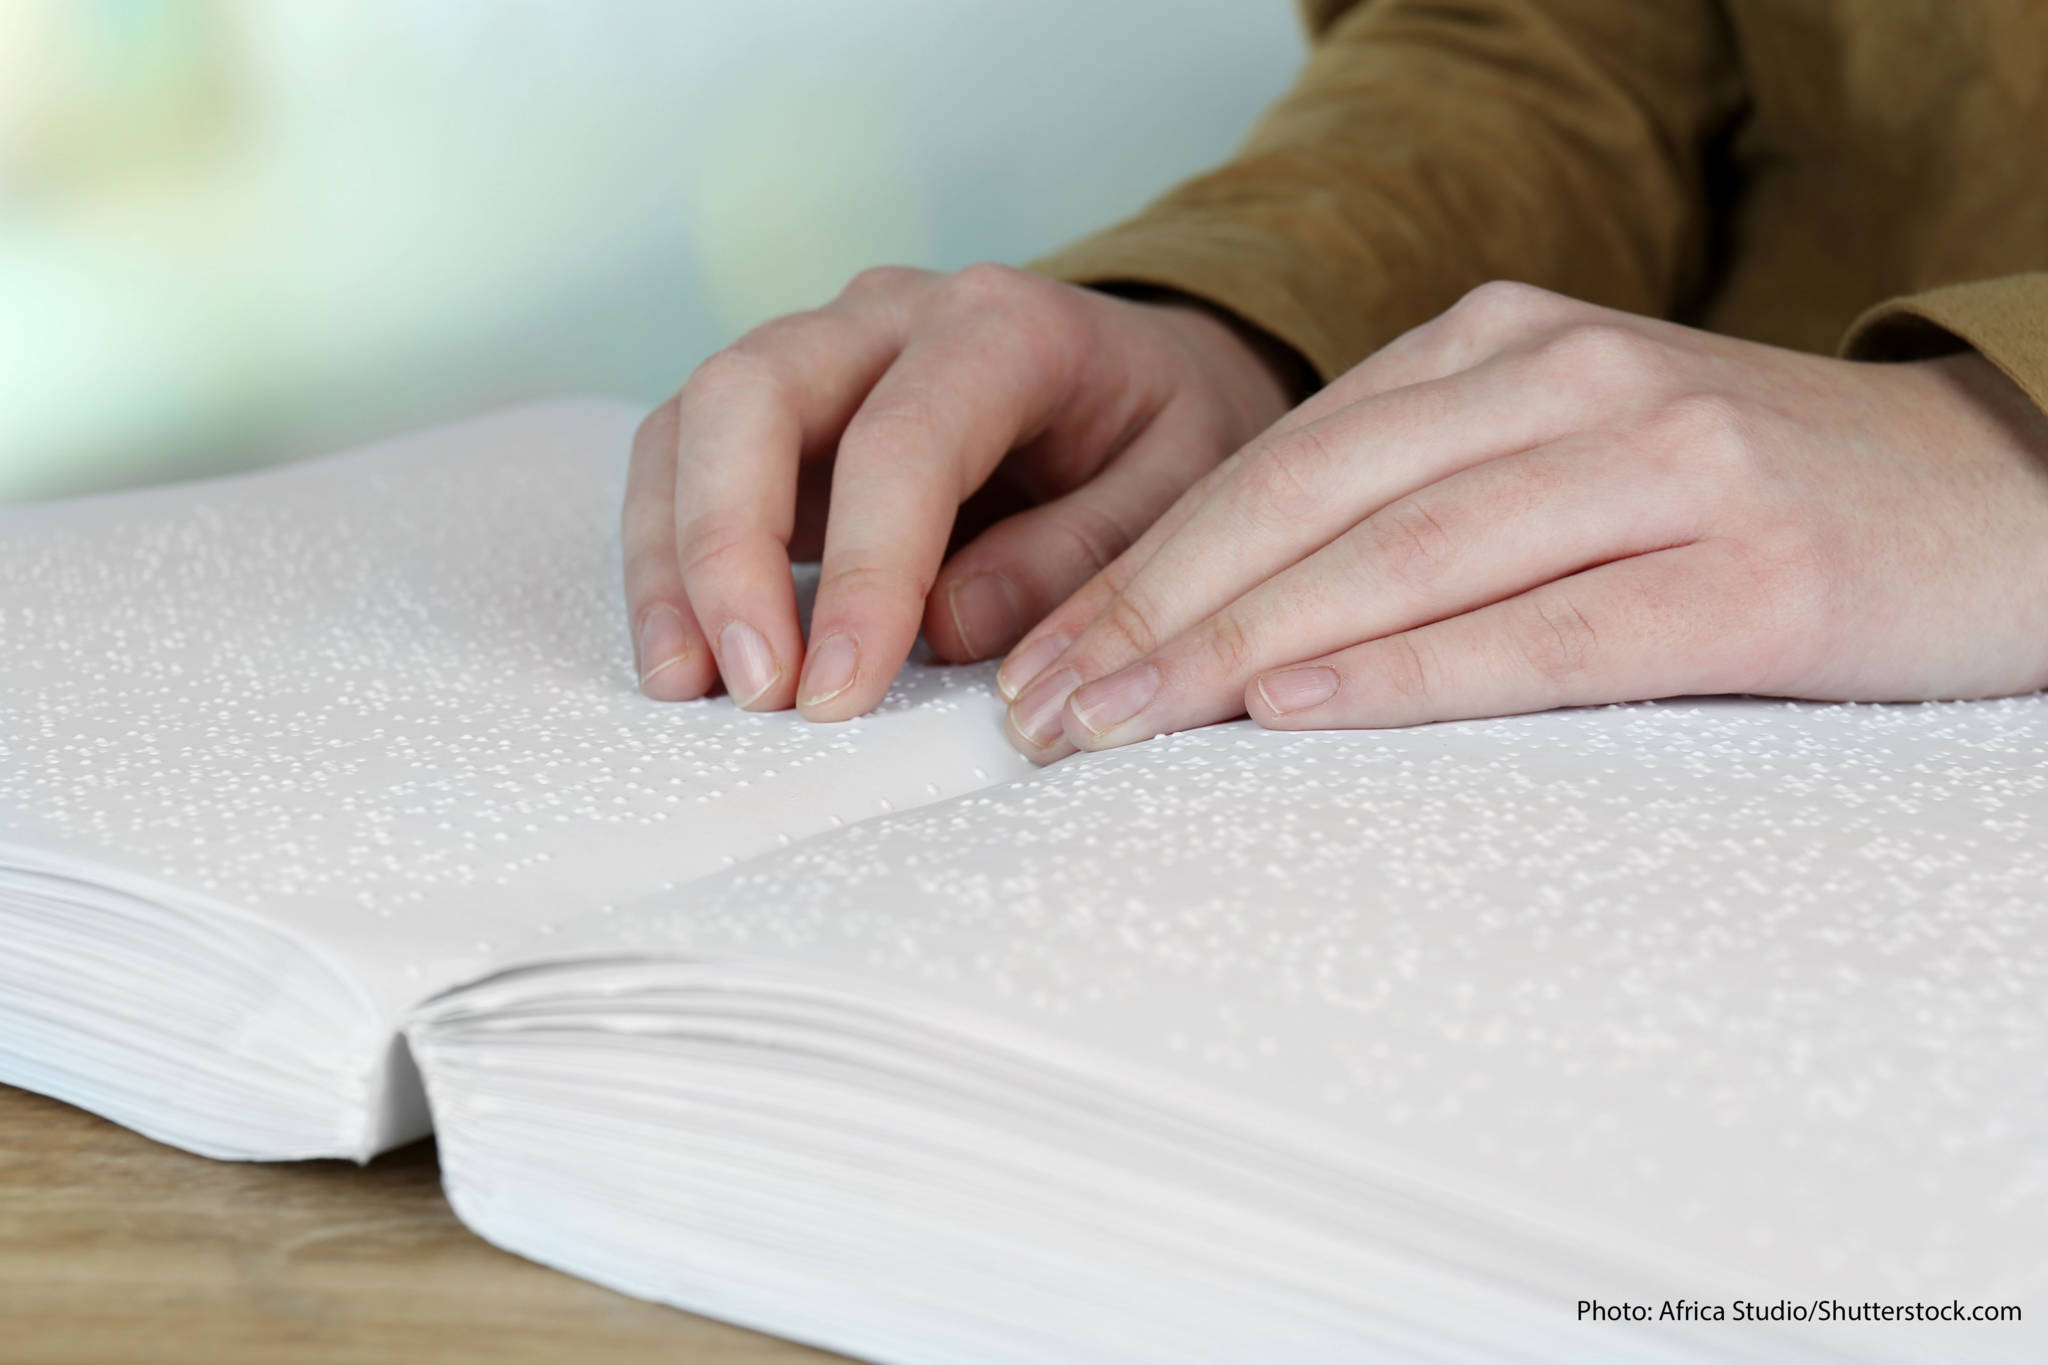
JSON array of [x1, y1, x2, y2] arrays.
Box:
[[410, 697, 2048, 1365], [4, 401, 2043, 1363], [0, 400, 1029, 1160]]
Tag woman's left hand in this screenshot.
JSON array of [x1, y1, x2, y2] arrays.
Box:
[[995, 282, 2048, 762]]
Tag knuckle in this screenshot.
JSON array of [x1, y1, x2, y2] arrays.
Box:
[[1361, 497, 1456, 587], [1042, 501, 1131, 576], [683, 344, 781, 405], [1199, 610, 1258, 679], [1449, 280, 1566, 341], [933, 264, 1077, 370], [1638, 392, 1753, 499], [1094, 544, 1146, 598], [675, 527, 757, 585], [1514, 594, 1600, 684], [1540, 322, 1666, 391], [820, 558, 934, 607], [1650, 393, 1756, 474], [675, 522, 752, 581], [1237, 429, 1333, 530], [843, 264, 923, 298], [632, 394, 681, 456], [1101, 591, 1164, 659], [742, 310, 835, 356], [840, 402, 940, 466], [1376, 632, 1437, 704], [939, 261, 1040, 314]]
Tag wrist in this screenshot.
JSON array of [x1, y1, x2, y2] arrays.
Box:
[[1100, 284, 1318, 428]]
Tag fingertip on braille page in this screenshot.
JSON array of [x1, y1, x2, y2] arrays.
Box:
[[797, 632, 859, 711], [718, 619, 781, 708], [1008, 665, 1082, 749], [635, 604, 695, 697], [997, 632, 1070, 702], [1068, 662, 1160, 739], [1254, 666, 1338, 718]]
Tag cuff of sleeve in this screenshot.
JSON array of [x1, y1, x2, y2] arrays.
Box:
[[1840, 273, 2048, 415], [1027, 221, 1368, 387]]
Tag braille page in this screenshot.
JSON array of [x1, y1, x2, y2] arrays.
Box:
[[0, 399, 1031, 1159], [415, 699, 2047, 1363]]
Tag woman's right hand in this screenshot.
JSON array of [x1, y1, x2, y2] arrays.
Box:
[[622, 262, 1303, 719]]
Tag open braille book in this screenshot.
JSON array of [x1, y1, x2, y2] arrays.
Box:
[[3, 399, 2043, 1363]]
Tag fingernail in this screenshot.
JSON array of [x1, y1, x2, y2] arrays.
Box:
[[1009, 666, 1081, 749], [948, 572, 1024, 660], [998, 632, 1070, 701], [1255, 666, 1338, 716], [718, 619, 781, 707], [797, 632, 859, 709], [636, 604, 692, 691], [1068, 663, 1160, 738]]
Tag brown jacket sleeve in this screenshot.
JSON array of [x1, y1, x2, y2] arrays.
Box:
[[1030, 0, 1743, 384], [1843, 275, 2048, 416]]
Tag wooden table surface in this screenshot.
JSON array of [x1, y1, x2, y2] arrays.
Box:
[[0, 1084, 841, 1363]]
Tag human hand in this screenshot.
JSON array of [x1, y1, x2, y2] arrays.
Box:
[[623, 264, 1300, 717], [997, 282, 2048, 761]]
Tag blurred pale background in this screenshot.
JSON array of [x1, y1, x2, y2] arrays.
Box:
[[0, 0, 1302, 505]]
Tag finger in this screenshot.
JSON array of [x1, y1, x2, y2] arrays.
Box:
[[623, 401, 719, 699], [993, 467, 1207, 701], [996, 438, 1215, 761], [1002, 323, 1675, 750], [993, 380, 1347, 702], [993, 290, 1630, 707], [999, 435, 1284, 759], [673, 276, 930, 711], [1056, 433, 1706, 749], [797, 268, 1091, 721], [1246, 544, 1751, 731], [924, 398, 1222, 663]]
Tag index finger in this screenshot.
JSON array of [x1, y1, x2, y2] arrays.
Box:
[[669, 281, 920, 710], [794, 268, 1087, 720]]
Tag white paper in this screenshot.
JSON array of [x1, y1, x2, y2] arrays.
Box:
[[416, 698, 2048, 1363], [0, 399, 1031, 1158]]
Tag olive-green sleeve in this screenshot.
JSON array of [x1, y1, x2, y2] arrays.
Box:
[[1841, 274, 2048, 416], [1029, 0, 1744, 384]]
